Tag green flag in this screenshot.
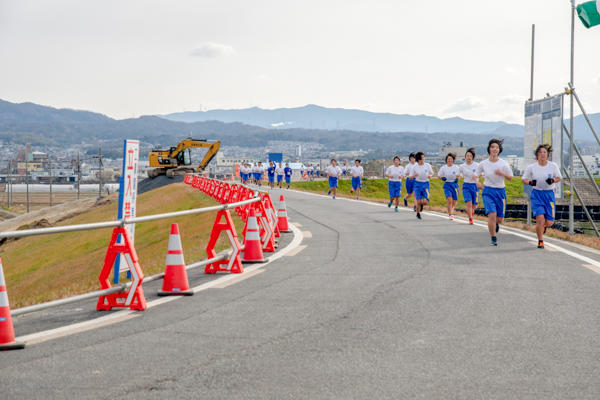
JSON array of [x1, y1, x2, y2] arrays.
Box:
[[577, 0, 600, 28]]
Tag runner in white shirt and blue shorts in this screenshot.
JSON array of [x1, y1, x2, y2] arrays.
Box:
[[403, 153, 417, 211], [437, 153, 460, 220], [326, 159, 341, 199], [349, 159, 364, 200], [459, 148, 480, 225], [476, 139, 513, 246], [522, 144, 562, 249], [385, 156, 404, 212], [410, 152, 434, 220]]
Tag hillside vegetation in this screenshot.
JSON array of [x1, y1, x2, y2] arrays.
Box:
[[1, 183, 243, 308]]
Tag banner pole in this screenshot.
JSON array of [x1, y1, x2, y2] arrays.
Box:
[[569, 0, 575, 235]]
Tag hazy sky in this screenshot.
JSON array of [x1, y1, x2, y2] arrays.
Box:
[[1, 0, 599, 123]]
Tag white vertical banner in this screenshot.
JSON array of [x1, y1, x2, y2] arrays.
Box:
[[114, 139, 140, 283]]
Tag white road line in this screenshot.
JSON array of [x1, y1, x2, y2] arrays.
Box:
[[302, 231, 313, 238], [289, 189, 600, 270], [583, 264, 600, 275], [293, 222, 303, 227], [211, 269, 265, 289], [16, 223, 305, 346], [285, 245, 307, 257]]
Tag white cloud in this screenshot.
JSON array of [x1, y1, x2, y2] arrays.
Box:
[[443, 96, 485, 113], [504, 66, 518, 74], [595, 74, 600, 85], [499, 94, 524, 106], [190, 42, 235, 58]]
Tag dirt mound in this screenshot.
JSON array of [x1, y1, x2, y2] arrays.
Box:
[[138, 175, 185, 194]]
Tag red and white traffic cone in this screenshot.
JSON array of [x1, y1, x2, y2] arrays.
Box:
[[241, 208, 266, 263], [0, 258, 24, 350], [158, 224, 193, 296], [277, 195, 291, 232]]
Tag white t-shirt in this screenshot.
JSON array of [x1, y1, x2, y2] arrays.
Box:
[[412, 163, 433, 182], [437, 165, 460, 182], [350, 166, 364, 177], [522, 161, 562, 191], [253, 165, 264, 174], [276, 167, 284, 175], [385, 165, 404, 182], [459, 162, 480, 184], [476, 159, 513, 188], [326, 165, 341, 177], [404, 162, 416, 179]]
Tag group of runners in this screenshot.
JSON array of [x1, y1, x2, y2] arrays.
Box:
[[240, 161, 293, 189], [323, 138, 561, 249]]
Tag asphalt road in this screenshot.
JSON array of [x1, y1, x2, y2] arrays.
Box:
[[3, 188, 600, 399]]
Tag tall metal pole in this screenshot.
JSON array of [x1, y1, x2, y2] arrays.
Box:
[[26, 156, 30, 213], [529, 24, 535, 101], [569, 0, 575, 235], [49, 157, 53, 207], [7, 161, 11, 209], [98, 147, 103, 200], [527, 23, 536, 226], [77, 151, 81, 200]]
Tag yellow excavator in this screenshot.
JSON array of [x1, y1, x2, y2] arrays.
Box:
[[147, 138, 221, 178]]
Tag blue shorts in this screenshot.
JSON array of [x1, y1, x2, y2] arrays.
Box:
[[405, 178, 415, 195], [482, 186, 507, 218], [388, 181, 402, 198], [241, 173, 247, 181], [462, 182, 479, 205], [277, 175, 283, 183], [268, 174, 275, 183], [414, 181, 430, 201], [531, 189, 556, 221], [351, 176, 361, 190], [443, 181, 459, 201], [285, 176, 291, 184], [256, 173, 263, 181], [328, 176, 338, 188]]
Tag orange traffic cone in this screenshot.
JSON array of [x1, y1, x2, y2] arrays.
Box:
[[0, 258, 24, 350], [241, 208, 266, 263], [277, 195, 291, 232], [158, 224, 193, 296]]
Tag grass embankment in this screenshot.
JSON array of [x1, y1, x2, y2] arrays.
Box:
[[291, 178, 525, 208], [1, 183, 244, 308]]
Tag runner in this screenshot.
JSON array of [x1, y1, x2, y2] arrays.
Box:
[[342, 160, 348, 180], [308, 164, 314, 181], [403, 153, 417, 211], [437, 153, 460, 220], [254, 162, 265, 187], [276, 162, 285, 189], [349, 159, 364, 200], [521, 144, 562, 249], [267, 161, 276, 189], [240, 163, 247, 184], [326, 159, 341, 199], [385, 156, 404, 212], [476, 138, 513, 246], [459, 148, 480, 225], [409, 152, 433, 220], [284, 162, 293, 189]]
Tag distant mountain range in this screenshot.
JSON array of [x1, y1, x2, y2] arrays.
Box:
[[162, 104, 526, 136], [0, 99, 598, 159]]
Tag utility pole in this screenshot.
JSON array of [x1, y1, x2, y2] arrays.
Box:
[[77, 151, 81, 200], [26, 155, 30, 213], [527, 23, 535, 226], [98, 147, 103, 200], [49, 157, 53, 207], [569, 0, 575, 235]]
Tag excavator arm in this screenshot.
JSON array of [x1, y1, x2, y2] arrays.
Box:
[[169, 139, 221, 171]]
